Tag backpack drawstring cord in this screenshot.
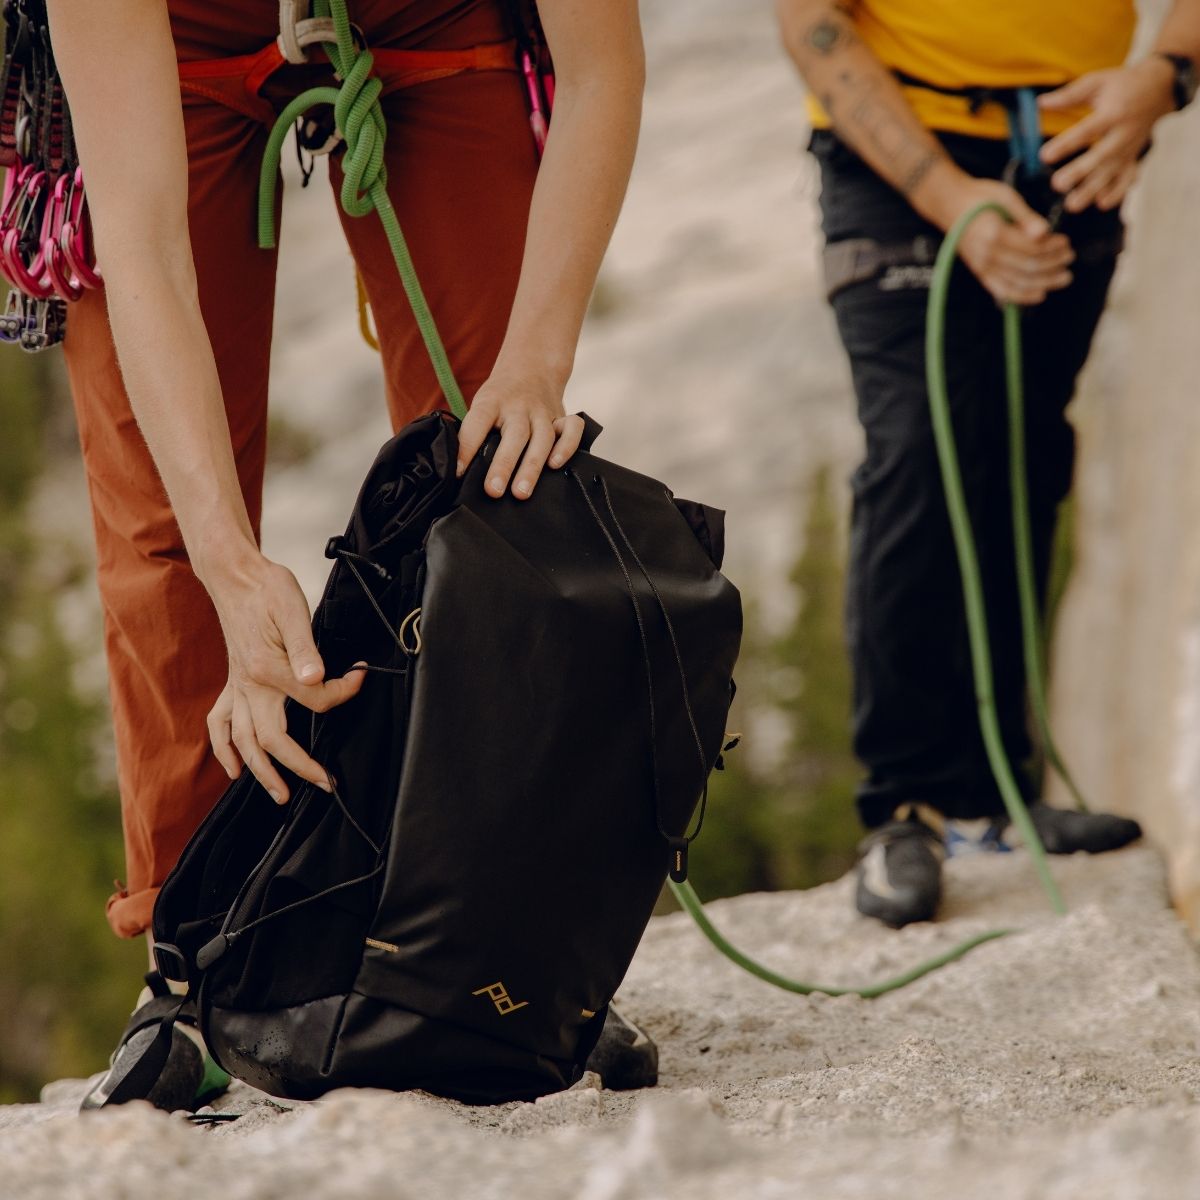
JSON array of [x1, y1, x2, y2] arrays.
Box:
[[567, 467, 709, 882]]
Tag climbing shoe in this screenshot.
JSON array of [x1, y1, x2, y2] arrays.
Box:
[[80, 971, 230, 1113], [855, 807, 945, 929], [996, 803, 1142, 855], [584, 1005, 658, 1090]]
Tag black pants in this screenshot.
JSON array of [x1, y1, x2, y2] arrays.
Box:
[[811, 131, 1123, 828]]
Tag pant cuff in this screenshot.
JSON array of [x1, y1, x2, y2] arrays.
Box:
[[857, 783, 1026, 830]]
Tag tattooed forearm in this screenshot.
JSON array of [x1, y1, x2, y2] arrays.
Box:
[[777, 0, 957, 215], [899, 149, 940, 196], [804, 3, 858, 56], [806, 17, 855, 55], [844, 72, 949, 193]]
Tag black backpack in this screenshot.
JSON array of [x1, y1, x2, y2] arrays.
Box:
[[146, 411, 741, 1105]]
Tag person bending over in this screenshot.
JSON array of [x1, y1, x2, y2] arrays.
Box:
[[48, 0, 654, 1106]]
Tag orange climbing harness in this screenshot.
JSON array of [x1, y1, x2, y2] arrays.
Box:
[[177, 38, 521, 128]]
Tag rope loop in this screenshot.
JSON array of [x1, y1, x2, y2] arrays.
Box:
[[331, 47, 386, 217]]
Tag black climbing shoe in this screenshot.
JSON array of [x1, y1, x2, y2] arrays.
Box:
[[585, 1005, 658, 1090], [80, 972, 229, 1113], [998, 803, 1142, 855], [855, 810, 945, 929]]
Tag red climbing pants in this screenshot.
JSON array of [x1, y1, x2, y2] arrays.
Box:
[[62, 0, 538, 936]]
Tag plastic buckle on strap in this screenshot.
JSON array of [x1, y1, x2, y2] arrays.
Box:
[[152, 941, 190, 983]]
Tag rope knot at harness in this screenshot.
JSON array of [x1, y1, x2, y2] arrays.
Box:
[[327, 41, 386, 217]]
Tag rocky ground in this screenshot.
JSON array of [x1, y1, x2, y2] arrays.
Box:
[[4, 845, 1200, 1199]]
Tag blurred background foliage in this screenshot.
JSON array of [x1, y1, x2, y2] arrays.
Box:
[[683, 467, 860, 903], [0, 357, 862, 1102], [0, 356, 144, 1104]]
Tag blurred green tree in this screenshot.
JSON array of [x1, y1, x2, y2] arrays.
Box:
[[0, 353, 142, 1103], [685, 466, 860, 903], [769, 465, 861, 885]]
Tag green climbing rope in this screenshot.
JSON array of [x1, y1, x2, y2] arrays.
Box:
[[1003, 291, 1089, 814], [256, 0, 467, 420], [924, 201, 1066, 916], [667, 199, 1094, 995], [671, 880, 1013, 997]]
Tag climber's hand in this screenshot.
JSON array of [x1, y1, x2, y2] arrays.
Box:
[[1039, 61, 1176, 213], [924, 174, 1075, 307], [205, 550, 366, 802], [456, 366, 586, 500]]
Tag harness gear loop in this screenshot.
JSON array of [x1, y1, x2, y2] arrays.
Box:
[[278, 0, 337, 65], [355, 267, 380, 350], [822, 224, 1124, 305], [278, 1, 308, 64], [257, 0, 468, 419]]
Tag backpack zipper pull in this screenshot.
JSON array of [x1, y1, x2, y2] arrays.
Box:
[[196, 931, 239, 970], [668, 837, 689, 884]]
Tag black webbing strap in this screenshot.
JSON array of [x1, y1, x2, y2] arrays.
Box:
[[822, 235, 940, 301], [822, 228, 1126, 302], [93, 994, 188, 1107], [892, 69, 1059, 116]]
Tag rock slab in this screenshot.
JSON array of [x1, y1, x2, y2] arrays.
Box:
[[3, 846, 1199, 1200]]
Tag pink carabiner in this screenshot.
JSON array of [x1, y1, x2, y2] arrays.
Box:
[[20, 169, 51, 285], [61, 167, 102, 291], [1, 224, 53, 297], [0, 160, 28, 225], [44, 237, 83, 302], [41, 172, 73, 298], [40, 170, 87, 301], [0, 161, 33, 282], [0, 168, 54, 299], [520, 49, 548, 156]]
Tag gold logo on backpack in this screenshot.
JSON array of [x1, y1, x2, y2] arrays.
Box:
[[473, 981, 529, 1015]]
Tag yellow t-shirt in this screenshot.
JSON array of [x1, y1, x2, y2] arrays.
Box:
[[806, 1, 1137, 139]]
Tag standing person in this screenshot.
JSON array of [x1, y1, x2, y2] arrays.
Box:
[[47, 0, 654, 1107], [776, 0, 1200, 928]]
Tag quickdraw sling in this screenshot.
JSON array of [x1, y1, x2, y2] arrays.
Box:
[[0, 0, 102, 351]]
